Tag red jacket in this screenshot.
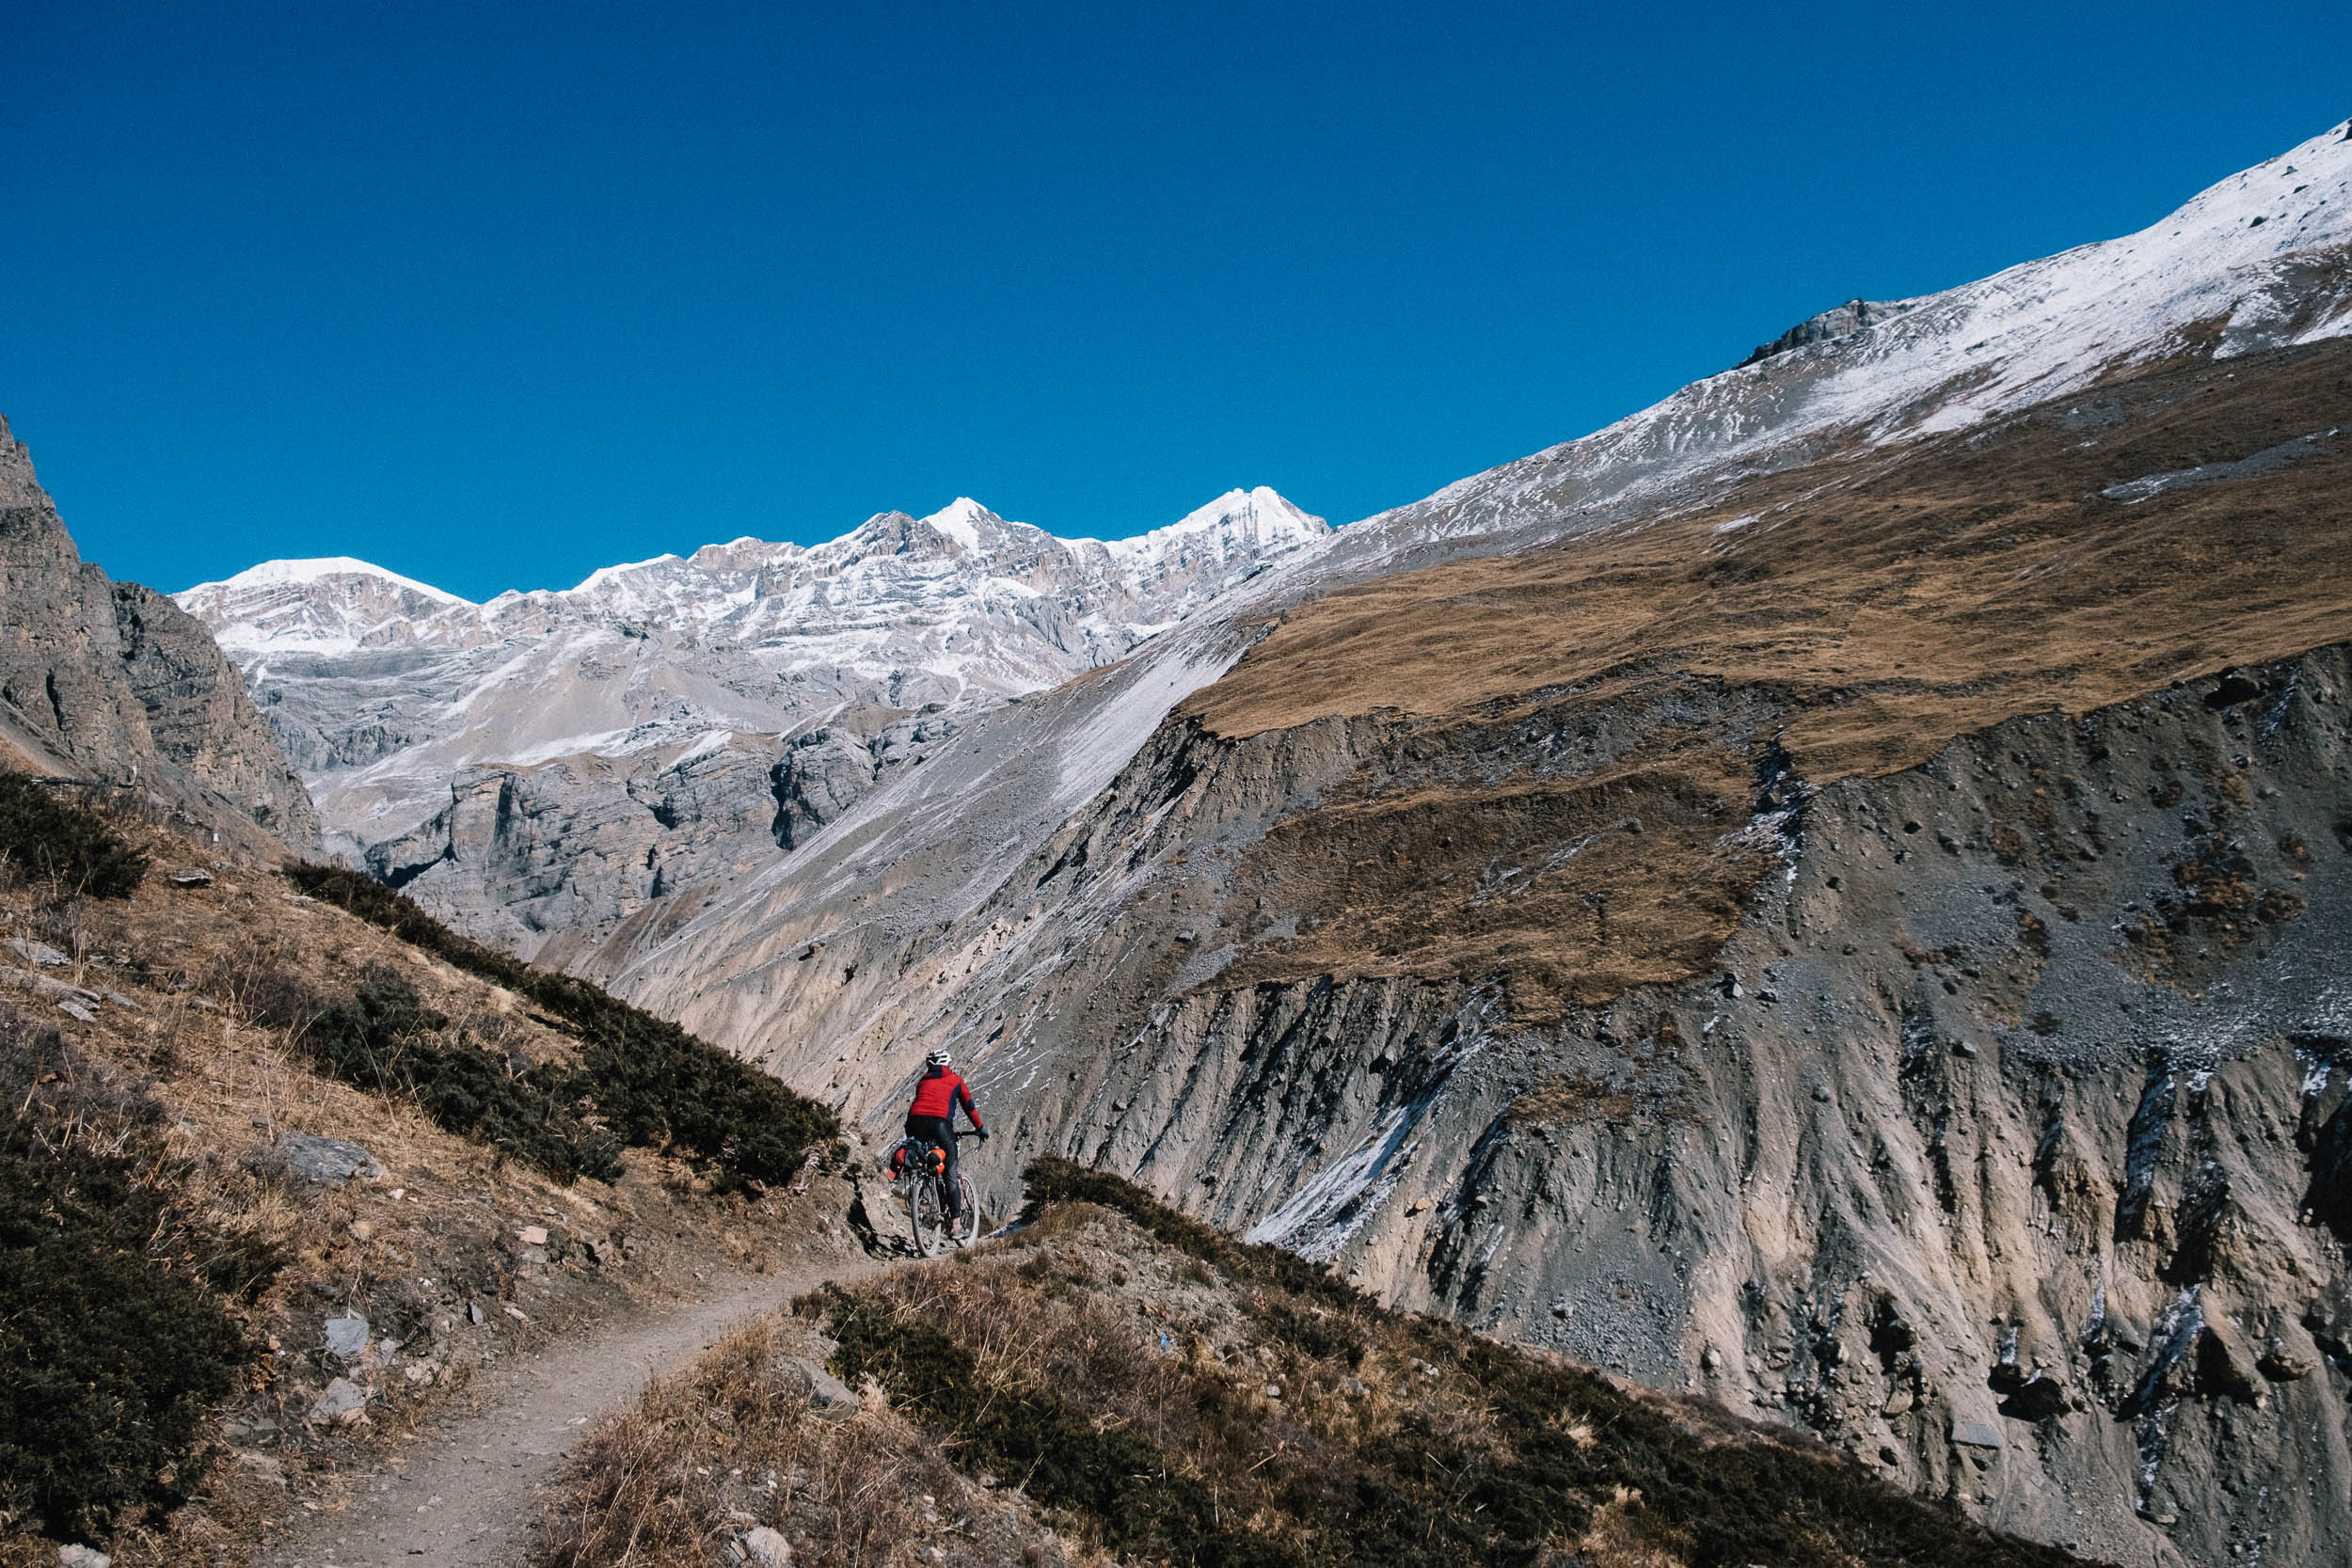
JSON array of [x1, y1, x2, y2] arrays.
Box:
[[909, 1066, 982, 1130]]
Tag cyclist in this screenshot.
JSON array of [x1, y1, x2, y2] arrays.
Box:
[[905, 1048, 986, 1221]]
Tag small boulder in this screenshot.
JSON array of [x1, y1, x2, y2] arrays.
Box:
[[2259, 1342, 2314, 1381], [1997, 1373, 2069, 1422], [2203, 669, 2265, 709], [778, 1356, 858, 1421], [7, 937, 68, 966], [516, 1225, 550, 1247], [741, 1525, 791, 1566], [307, 1377, 369, 1424], [167, 867, 215, 888], [1949, 1418, 2004, 1449], [323, 1312, 371, 1359], [272, 1133, 385, 1186], [56, 1546, 112, 1568]]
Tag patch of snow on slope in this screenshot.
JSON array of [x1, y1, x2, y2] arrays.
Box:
[[202, 557, 473, 604]]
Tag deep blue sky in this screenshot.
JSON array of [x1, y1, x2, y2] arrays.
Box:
[[4, 2, 2344, 600]]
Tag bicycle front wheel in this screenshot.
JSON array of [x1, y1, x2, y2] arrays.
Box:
[[910, 1174, 945, 1257]]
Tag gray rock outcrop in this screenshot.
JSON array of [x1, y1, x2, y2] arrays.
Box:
[[0, 415, 318, 849]]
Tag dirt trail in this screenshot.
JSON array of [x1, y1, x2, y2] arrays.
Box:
[[258, 1257, 886, 1568]]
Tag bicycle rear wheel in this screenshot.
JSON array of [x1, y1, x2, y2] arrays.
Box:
[[951, 1176, 979, 1246], [910, 1174, 945, 1257]]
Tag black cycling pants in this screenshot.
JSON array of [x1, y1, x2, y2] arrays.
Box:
[[905, 1114, 961, 1212]]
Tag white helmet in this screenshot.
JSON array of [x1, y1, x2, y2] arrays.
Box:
[[926, 1049, 952, 1068]]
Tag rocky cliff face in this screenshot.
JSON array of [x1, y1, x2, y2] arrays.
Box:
[[971, 649, 2352, 1568], [0, 416, 317, 850]]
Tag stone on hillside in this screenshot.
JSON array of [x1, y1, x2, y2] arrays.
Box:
[[323, 1312, 370, 1359], [516, 1224, 549, 1246], [6, 937, 68, 966], [1949, 1418, 2004, 1449], [272, 1132, 385, 1185], [307, 1377, 368, 1423], [167, 867, 215, 887], [1997, 1372, 2069, 1422], [777, 1356, 858, 1421], [56, 1545, 111, 1568], [740, 1525, 791, 1566]]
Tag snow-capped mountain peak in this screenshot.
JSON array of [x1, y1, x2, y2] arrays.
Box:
[[179, 556, 480, 657], [211, 556, 474, 603], [917, 496, 998, 551]]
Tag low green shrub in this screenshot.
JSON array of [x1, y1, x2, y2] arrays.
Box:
[[0, 1022, 266, 1540], [281, 863, 835, 1187], [0, 771, 148, 897], [283, 974, 623, 1182]]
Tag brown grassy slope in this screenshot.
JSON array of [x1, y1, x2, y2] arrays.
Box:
[[0, 805, 858, 1568], [1208, 728, 1774, 1014], [1171, 341, 2351, 1017], [1189, 341, 2352, 768]]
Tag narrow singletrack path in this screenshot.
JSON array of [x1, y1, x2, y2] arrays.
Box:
[[258, 1256, 885, 1568]]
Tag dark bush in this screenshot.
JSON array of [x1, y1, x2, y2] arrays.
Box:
[[0, 1022, 263, 1539], [823, 1285, 1294, 1568], [0, 771, 148, 897], [281, 863, 835, 1187], [289, 974, 623, 1182]]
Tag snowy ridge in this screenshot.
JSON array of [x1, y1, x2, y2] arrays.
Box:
[[176, 488, 1330, 849], [174, 119, 2352, 978], [1330, 117, 2352, 569], [211, 556, 474, 603]]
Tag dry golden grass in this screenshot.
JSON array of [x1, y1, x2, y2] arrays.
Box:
[[537, 1315, 1082, 1568], [1189, 341, 2352, 768], [1209, 730, 1770, 1018], [1166, 341, 2352, 1016]]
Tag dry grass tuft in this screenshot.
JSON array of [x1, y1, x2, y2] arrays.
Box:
[[538, 1316, 1069, 1568]]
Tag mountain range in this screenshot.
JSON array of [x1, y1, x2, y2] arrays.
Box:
[[177, 486, 1326, 952], [158, 117, 2352, 1567]]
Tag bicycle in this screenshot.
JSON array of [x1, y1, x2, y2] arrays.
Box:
[[886, 1129, 979, 1256]]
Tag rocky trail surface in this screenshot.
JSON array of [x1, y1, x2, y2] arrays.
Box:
[[259, 1256, 885, 1568]]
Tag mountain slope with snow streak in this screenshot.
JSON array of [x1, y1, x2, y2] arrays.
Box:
[[1317, 117, 2352, 578]]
